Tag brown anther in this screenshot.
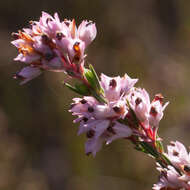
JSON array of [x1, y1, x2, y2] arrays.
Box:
[[86, 21, 93, 27], [184, 165, 190, 173], [107, 124, 116, 135], [83, 117, 88, 122], [86, 130, 95, 138], [150, 107, 157, 117], [41, 34, 50, 44], [29, 20, 36, 25], [56, 32, 64, 40], [11, 32, 19, 40], [113, 106, 121, 113], [172, 150, 179, 156], [135, 97, 142, 106], [109, 79, 117, 88], [46, 18, 52, 24], [88, 106, 94, 113], [170, 142, 175, 146], [153, 93, 164, 104], [64, 19, 70, 26], [73, 42, 80, 52], [80, 99, 87, 104]]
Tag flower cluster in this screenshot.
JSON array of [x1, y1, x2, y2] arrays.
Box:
[[12, 12, 96, 84], [70, 73, 137, 156], [154, 141, 190, 190], [11, 11, 190, 190], [70, 72, 169, 156]]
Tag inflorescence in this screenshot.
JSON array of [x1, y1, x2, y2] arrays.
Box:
[[11, 12, 190, 190]]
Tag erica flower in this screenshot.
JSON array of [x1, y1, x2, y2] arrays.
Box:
[[70, 96, 132, 156], [149, 94, 169, 127], [153, 165, 189, 190], [100, 73, 138, 102], [11, 12, 97, 84], [69, 73, 138, 156], [166, 141, 190, 171]]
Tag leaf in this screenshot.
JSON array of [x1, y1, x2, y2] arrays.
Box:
[[89, 64, 101, 90], [84, 68, 97, 90], [64, 82, 90, 96]]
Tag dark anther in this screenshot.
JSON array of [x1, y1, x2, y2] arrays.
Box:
[[83, 117, 88, 122], [80, 99, 87, 104], [46, 18, 52, 24], [113, 106, 121, 113], [29, 20, 36, 25], [172, 150, 179, 156], [109, 79, 117, 88], [11, 32, 19, 40], [184, 165, 190, 173], [56, 32, 64, 40], [86, 21, 93, 27], [107, 126, 116, 135], [135, 97, 142, 105], [64, 19, 70, 26], [41, 34, 50, 44], [154, 93, 164, 104], [150, 107, 157, 117], [44, 52, 55, 61], [88, 106, 94, 113], [86, 130, 95, 138]]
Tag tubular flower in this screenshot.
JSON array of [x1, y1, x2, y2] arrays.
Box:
[[153, 165, 189, 190], [69, 73, 138, 156], [11, 12, 97, 84], [153, 141, 190, 190], [127, 89, 169, 141]]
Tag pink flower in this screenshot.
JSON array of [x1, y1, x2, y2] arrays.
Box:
[[11, 12, 97, 84], [78, 20, 97, 47], [149, 94, 169, 127], [166, 141, 190, 169], [13, 66, 41, 85], [100, 73, 138, 102], [70, 96, 132, 156], [153, 165, 189, 190], [128, 88, 150, 122]]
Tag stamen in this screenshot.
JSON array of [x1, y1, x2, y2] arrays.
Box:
[[135, 97, 142, 105], [150, 107, 157, 117], [113, 106, 121, 113], [83, 117, 88, 122], [88, 106, 94, 113], [80, 99, 87, 104], [41, 34, 50, 44], [86, 130, 95, 138], [172, 150, 179, 156], [109, 79, 117, 88], [56, 32, 64, 40], [86, 21, 93, 27], [184, 165, 190, 173], [11, 32, 19, 40]]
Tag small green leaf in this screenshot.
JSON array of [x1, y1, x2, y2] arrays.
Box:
[[64, 82, 90, 96], [84, 68, 97, 90], [89, 64, 101, 90]]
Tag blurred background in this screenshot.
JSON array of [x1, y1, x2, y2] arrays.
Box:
[[1, 0, 190, 189]]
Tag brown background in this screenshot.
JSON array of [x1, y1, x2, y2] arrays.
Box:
[[0, 0, 190, 189]]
